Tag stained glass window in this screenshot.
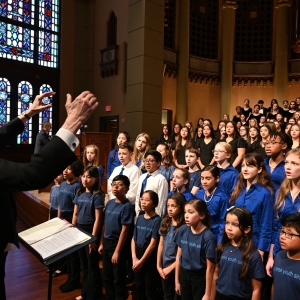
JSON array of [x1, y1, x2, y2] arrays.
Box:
[[0, 77, 10, 127], [17, 80, 32, 144], [0, 1, 60, 68], [39, 83, 52, 134]]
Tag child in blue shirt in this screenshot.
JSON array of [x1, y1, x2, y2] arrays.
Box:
[[272, 213, 300, 300], [175, 199, 216, 300], [49, 173, 63, 220], [229, 153, 274, 259], [169, 168, 194, 202], [196, 165, 228, 243], [213, 142, 238, 196], [106, 131, 130, 179], [132, 191, 162, 300], [57, 159, 84, 293], [212, 207, 265, 300], [99, 175, 134, 300], [157, 192, 186, 300], [72, 166, 104, 300], [185, 147, 201, 195]]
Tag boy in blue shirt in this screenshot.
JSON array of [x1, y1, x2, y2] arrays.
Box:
[[99, 175, 134, 300], [272, 213, 300, 300]]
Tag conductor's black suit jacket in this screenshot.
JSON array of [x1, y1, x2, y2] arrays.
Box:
[[0, 118, 77, 251]]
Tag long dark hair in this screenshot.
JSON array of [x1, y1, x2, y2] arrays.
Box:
[[160, 193, 186, 235], [174, 126, 192, 158], [186, 199, 211, 228], [230, 153, 273, 204], [217, 207, 256, 278], [77, 166, 104, 196], [110, 131, 130, 162]]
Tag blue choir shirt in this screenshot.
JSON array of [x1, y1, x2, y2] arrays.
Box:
[[97, 166, 104, 185], [104, 198, 134, 240], [74, 192, 104, 225], [188, 170, 201, 193], [272, 250, 300, 300], [159, 164, 176, 192], [159, 223, 178, 268], [218, 164, 239, 196], [264, 157, 285, 191], [272, 191, 300, 254], [134, 214, 161, 248], [49, 185, 61, 210], [195, 187, 229, 243], [59, 180, 80, 213], [216, 245, 265, 298], [234, 182, 273, 252], [168, 189, 194, 202], [106, 149, 121, 178], [176, 225, 216, 271]]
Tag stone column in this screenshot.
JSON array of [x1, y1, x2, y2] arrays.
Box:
[[175, 0, 189, 124], [220, 1, 238, 118], [126, 0, 164, 140], [274, 0, 292, 100]]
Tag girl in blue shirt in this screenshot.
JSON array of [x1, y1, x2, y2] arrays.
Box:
[[132, 190, 161, 300], [157, 192, 186, 300], [106, 131, 130, 179], [83, 144, 104, 185], [175, 199, 216, 300], [212, 207, 265, 300], [196, 165, 228, 243], [229, 153, 274, 259], [72, 166, 105, 300], [168, 168, 194, 201], [266, 148, 300, 276]]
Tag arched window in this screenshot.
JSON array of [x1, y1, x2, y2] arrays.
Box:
[[17, 80, 33, 144], [39, 84, 53, 134], [0, 77, 11, 127], [0, 0, 60, 68]]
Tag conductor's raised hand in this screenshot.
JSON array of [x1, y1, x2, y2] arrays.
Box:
[[27, 91, 55, 117], [62, 91, 98, 134]]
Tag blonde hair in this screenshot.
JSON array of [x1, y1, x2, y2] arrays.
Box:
[[275, 148, 300, 214], [132, 133, 151, 168], [83, 144, 100, 168], [215, 142, 233, 162]]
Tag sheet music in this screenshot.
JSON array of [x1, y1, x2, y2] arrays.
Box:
[[31, 227, 91, 259], [18, 218, 71, 245]]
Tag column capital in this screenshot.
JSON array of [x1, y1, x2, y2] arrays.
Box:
[[274, 0, 292, 8], [222, 1, 238, 10]]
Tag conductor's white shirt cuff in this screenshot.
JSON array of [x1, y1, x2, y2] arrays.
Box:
[[56, 128, 79, 151]]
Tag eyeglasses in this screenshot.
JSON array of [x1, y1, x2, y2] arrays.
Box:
[[143, 159, 157, 164], [212, 150, 227, 154], [279, 228, 300, 239], [263, 141, 283, 146], [111, 183, 126, 188]]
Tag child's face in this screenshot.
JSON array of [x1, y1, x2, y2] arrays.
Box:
[[167, 199, 181, 219], [220, 127, 226, 137], [264, 136, 285, 157], [185, 150, 198, 167], [184, 204, 203, 227], [82, 171, 97, 190], [117, 133, 127, 146], [290, 125, 300, 139], [239, 127, 247, 137], [163, 126, 168, 135], [172, 169, 188, 189], [111, 180, 128, 198], [197, 127, 203, 137], [213, 144, 230, 163], [136, 136, 147, 152], [254, 106, 259, 113], [86, 147, 96, 163], [180, 127, 188, 138], [280, 226, 300, 252], [203, 126, 211, 138], [249, 119, 255, 127], [260, 116, 266, 124], [225, 213, 244, 243], [144, 155, 160, 173], [226, 123, 235, 136], [241, 161, 261, 182], [63, 166, 76, 181], [156, 144, 167, 160], [249, 127, 258, 139], [284, 153, 300, 180], [260, 127, 269, 139], [118, 148, 132, 165], [219, 122, 225, 130], [140, 192, 155, 213], [54, 174, 63, 185], [174, 124, 181, 134], [201, 170, 219, 193]]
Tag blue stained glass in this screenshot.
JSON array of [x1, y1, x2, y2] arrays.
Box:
[[0, 1, 8, 17], [39, 83, 53, 134], [0, 77, 11, 127]]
